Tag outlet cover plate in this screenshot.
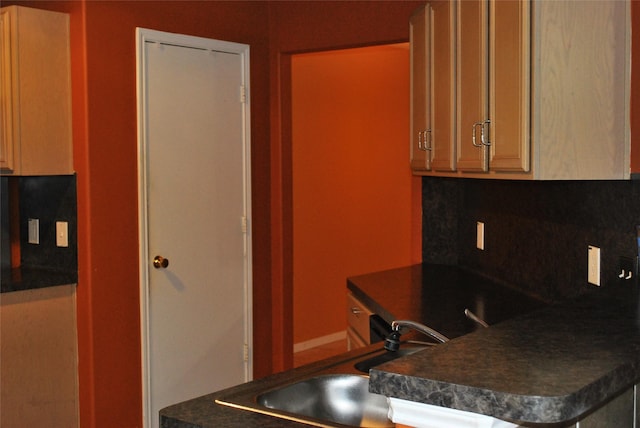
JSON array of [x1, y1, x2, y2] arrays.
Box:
[[588, 245, 601, 286]]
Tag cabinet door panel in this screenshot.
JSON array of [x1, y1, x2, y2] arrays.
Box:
[[410, 5, 431, 171], [0, 9, 14, 171], [490, 0, 530, 172], [456, 0, 488, 172], [534, 0, 628, 179], [430, 0, 456, 172]]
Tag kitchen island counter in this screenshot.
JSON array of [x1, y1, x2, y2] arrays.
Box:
[[369, 277, 640, 425], [162, 264, 639, 426]]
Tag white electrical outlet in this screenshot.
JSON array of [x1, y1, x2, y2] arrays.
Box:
[[56, 221, 69, 247], [588, 245, 601, 286], [476, 222, 485, 250], [28, 218, 39, 244]]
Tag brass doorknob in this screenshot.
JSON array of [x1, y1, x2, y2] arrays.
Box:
[[153, 255, 169, 269]]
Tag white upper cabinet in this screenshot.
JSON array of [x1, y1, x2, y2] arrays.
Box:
[[1, 6, 73, 176], [411, 0, 630, 180]]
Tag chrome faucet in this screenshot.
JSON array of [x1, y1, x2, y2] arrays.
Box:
[[384, 320, 449, 352]]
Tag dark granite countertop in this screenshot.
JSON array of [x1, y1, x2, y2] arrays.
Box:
[[369, 278, 640, 425], [347, 264, 547, 340], [1, 266, 78, 293], [160, 263, 638, 426], [161, 263, 548, 427], [160, 344, 390, 428]]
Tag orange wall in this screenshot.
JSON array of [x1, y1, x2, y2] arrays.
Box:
[[267, 0, 424, 370], [8, 1, 271, 427], [11, 0, 638, 426], [3, 0, 444, 426], [291, 45, 421, 344], [79, 3, 273, 427]]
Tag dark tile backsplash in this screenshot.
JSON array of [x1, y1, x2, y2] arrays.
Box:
[[422, 177, 640, 302], [19, 175, 77, 271], [0, 175, 77, 292]]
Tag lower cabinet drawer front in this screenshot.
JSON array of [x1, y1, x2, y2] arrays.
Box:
[[347, 293, 372, 342], [347, 327, 367, 350]]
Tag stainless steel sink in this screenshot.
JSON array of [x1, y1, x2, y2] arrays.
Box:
[[256, 374, 392, 427], [215, 345, 430, 427]]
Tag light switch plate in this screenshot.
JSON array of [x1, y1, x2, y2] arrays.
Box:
[[588, 245, 601, 286], [56, 221, 69, 247], [476, 222, 485, 250], [28, 218, 39, 244]]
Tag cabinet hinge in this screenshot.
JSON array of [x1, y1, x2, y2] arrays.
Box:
[[241, 216, 248, 233]]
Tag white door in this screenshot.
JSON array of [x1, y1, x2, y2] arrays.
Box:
[[136, 29, 252, 428]]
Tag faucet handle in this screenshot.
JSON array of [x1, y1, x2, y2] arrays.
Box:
[[383, 330, 402, 352]]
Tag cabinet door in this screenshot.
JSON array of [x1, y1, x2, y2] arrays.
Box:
[[0, 6, 72, 176], [409, 4, 432, 171], [489, 0, 530, 172], [430, 0, 456, 172], [456, 0, 489, 172], [0, 9, 14, 171]]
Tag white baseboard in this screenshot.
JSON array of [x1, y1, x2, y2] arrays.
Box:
[[293, 330, 347, 353]]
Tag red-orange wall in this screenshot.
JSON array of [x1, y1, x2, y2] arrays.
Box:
[[291, 45, 421, 344], [7, 1, 272, 427], [25, 0, 640, 426], [267, 0, 424, 371], [4, 1, 422, 426]]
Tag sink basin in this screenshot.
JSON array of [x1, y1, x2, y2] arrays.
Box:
[[215, 346, 429, 427], [256, 374, 392, 427]]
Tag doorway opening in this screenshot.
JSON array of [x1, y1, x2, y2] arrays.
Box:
[[290, 44, 422, 367]]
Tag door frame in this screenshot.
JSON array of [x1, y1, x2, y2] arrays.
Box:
[[135, 27, 253, 428]]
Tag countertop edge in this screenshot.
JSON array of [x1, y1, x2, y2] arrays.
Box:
[[367, 281, 640, 424]]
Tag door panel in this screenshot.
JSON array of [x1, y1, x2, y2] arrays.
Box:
[[456, 0, 489, 172], [410, 5, 431, 171], [431, 0, 456, 172], [138, 31, 251, 428], [490, 0, 530, 172]]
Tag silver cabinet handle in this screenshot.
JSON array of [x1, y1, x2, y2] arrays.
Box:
[[350, 307, 364, 315], [472, 120, 491, 147], [425, 129, 432, 151], [418, 130, 432, 151]]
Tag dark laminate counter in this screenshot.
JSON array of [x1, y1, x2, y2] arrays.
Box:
[[347, 264, 547, 340], [161, 263, 638, 426], [161, 264, 545, 426], [1, 266, 78, 293], [369, 276, 640, 425], [160, 344, 388, 428]]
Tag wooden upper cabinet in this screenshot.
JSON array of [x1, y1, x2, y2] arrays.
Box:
[[0, 6, 73, 176], [455, 0, 489, 173], [430, 0, 456, 172], [409, 4, 432, 171], [411, 0, 630, 180], [0, 10, 13, 171], [489, 0, 530, 173], [532, 0, 629, 179]]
